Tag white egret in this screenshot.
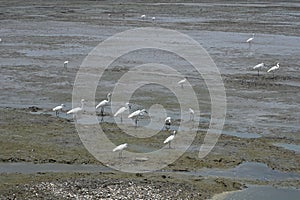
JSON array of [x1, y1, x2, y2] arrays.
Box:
[[64, 60, 68, 68], [267, 63, 280, 78], [114, 103, 131, 123], [113, 143, 128, 158], [253, 63, 264, 76], [67, 99, 85, 121], [96, 93, 111, 116], [164, 131, 176, 148], [189, 108, 195, 121], [164, 116, 171, 130], [108, 13, 111, 17], [141, 14, 146, 20], [128, 109, 147, 127], [52, 104, 65, 117], [246, 33, 255, 48], [152, 16, 156, 21], [0, 38, 2, 42], [178, 78, 187, 88]]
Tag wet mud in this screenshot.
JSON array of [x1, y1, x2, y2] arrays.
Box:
[[0, 0, 299, 199]]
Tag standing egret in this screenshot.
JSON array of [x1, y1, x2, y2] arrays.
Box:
[[96, 93, 111, 116], [246, 33, 255, 48], [141, 14, 146, 20], [67, 99, 85, 121], [152, 16, 156, 21], [64, 60, 68, 68], [178, 78, 187, 88], [246, 33, 255, 43], [128, 109, 147, 127], [114, 103, 131, 123], [189, 108, 195, 121], [52, 104, 65, 117], [267, 63, 280, 78], [164, 131, 176, 148], [253, 63, 264, 76], [164, 116, 172, 130], [113, 143, 128, 158]]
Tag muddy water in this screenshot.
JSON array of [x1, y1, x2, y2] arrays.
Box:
[[274, 143, 300, 153], [1, 161, 298, 181], [212, 185, 300, 200], [1, 8, 299, 139], [187, 162, 300, 181], [0, 1, 300, 198]]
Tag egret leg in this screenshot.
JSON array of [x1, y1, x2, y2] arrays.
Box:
[[74, 114, 77, 122], [101, 107, 104, 116], [55, 111, 58, 117], [169, 142, 171, 149], [135, 118, 138, 127], [165, 125, 170, 131], [190, 114, 194, 121], [120, 115, 123, 123]]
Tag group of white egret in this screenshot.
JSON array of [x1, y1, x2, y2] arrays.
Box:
[[246, 34, 280, 78], [106, 13, 156, 21], [252, 62, 280, 77], [52, 75, 197, 158], [113, 130, 177, 158], [140, 14, 156, 21]]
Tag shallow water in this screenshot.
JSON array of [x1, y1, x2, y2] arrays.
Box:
[[1, 24, 299, 141], [0, 162, 110, 174], [274, 143, 300, 153], [0, 2, 300, 197], [178, 162, 300, 181], [1, 161, 298, 182], [214, 185, 300, 200]]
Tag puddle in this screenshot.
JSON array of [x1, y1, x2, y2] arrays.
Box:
[[221, 130, 261, 139], [0, 162, 111, 174], [212, 185, 300, 200], [274, 143, 300, 153], [179, 162, 300, 181], [0, 161, 299, 183]]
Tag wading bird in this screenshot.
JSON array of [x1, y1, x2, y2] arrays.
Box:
[[164, 131, 176, 148], [152, 16, 156, 21], [246, 33, 255, 48], [96, 93, 111, 116], [64, 60, 68, 68], [141, 14, 146, 20], [267, 63, 280, 78], [67, 99, 85, 121], [128, 109, 147, 127], [189, 108, 195, 121], [164, 116, 172, 130], [253, 63, 264, 76], [52, 104, 65, 117], [114, 103, 131, 123], [113, 143, 128, 158], [178, 78, 187, 88]]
